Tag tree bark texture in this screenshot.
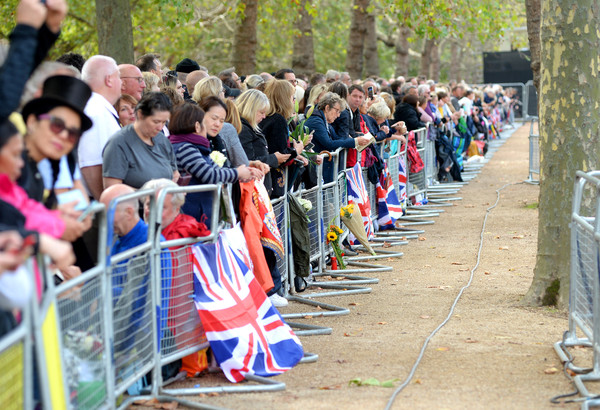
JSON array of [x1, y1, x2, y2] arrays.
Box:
[[523, 0, 600, 307], [394, 27, 411, 77], [232, 0, 258, 76], [449, 41, 461, 81], [420, 38, 434, 78], [346, 0, 369, 79], [96, 0, 134, 63], [292, 0, 316, 77], [429, 40, 440, 81], [363, 12, 379, 77], [525, 0, 542, 92]]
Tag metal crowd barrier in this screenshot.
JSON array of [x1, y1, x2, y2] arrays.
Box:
[[525, 117, 540, 185], [552, 171, 600, 402]]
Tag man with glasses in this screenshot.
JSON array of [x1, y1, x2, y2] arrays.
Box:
[[118, 64, 146, 101], [274, 68, 297, 87]]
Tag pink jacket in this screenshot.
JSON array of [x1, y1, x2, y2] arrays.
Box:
[[0, 174, 65, 238]]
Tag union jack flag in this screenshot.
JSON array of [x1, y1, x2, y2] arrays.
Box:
[[397, 151, 407, 208], [192, 225, 303, 383], [346, 163, 374, 244], [376, 163, 404, 230]]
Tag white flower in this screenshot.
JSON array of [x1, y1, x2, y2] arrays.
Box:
[[210, 151, 227, 167], [298, 198, 312, 212]]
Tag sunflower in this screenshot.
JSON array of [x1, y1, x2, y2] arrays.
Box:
[[327, 231, 338, 242]]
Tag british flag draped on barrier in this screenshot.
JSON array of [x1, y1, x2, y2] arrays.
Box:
[[346, 163, 375, 244], [376, 162, 404, 230], [191, 225, 303, 383]]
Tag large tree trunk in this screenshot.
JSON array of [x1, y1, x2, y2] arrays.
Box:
[[522, 0, 600, 308], [292, 0, 315, 77], [394, 27, 411, 77], [449, 41, 460, 81], [429, 40, 440, 81], [420, 38, 434, 77], [363, 12, 379, 78], [96, 0, 134, 63], [346, 0, 369, 80], [525, 0, 542, 92], [232, 0, 258, 76]]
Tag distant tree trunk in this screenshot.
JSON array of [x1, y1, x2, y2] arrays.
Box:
[[522, 0, 600, 308], [394, 27, 411, 77], [429, 40, 440, 81], [292, 0, 315, 77], [449, 41, 460, 82], [346, 0, 369, 79], [363, 12, 379, 78], [96, 0, 134, 63], [420, 38, 434, 77], [232, 0, 258, 76], [525, 0, 541, 92]]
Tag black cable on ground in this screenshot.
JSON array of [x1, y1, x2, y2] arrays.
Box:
[[385, 181, 523, 410]]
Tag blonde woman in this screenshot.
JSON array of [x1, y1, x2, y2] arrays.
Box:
[[235, 89, 290, 194], [259, 79, 306, 198], [142, 71, 160, 95], [192, 76, 224, 103]]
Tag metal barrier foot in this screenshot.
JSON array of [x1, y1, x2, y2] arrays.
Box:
[[282, 295, 351, 318], [287, 322, 333, 337]]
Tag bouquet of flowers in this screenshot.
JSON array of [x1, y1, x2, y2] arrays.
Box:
[[340, 203, 376, 255], [325, 224, 346, 270], [288, 105, 320, 164]]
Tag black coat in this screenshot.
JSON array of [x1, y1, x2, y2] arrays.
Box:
[[393, 102, 425, 132], [239, 117, 278, 193]]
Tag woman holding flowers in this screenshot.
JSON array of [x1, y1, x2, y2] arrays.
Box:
[[168, 102, 254, 222], [259, 79, 307, 198]]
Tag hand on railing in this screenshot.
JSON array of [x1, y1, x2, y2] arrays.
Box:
[[39, 233, 75, 270], [249, 160, 270, 175], [0, 231, 33, 274], [236, 165, 254, 182], [391, 121, 407, 136], [275, 152, 291, 165], [356, 135, 372, 147]]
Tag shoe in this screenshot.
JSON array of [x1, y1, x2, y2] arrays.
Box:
[[342, 246, 358, 256], [269, 293, 288, 307]]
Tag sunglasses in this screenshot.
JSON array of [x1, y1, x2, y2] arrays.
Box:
[[37, 114, 82, 143]]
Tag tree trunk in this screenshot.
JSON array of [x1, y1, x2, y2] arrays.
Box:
[[525, 0, 542, 92], [232, 0, 258, 76], [96, 0, 134, 63], [292, 0, 316, 77], [363, 12, 379, 78], [522, 0, 600, 308], [346, 0, 369, 80], [429, 40, 440, 81], [449, 41, 460, 81], [394, 27, 411, 77], [420, 38, 434, 77]]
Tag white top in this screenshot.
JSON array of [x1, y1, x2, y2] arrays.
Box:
[[78, 92, 121, 168], [38, 156, 82, 190], [0, 265, 32, 310], [458, 97, 473, 115]]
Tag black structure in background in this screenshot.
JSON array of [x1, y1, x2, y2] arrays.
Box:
[[483, 50, 537, 118]]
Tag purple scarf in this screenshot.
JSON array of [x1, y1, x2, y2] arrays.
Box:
[[168, 133, 211, 149]]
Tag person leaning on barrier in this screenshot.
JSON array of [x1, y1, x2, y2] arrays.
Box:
[[305, 92, 371, 183], [99, 184, 173, 359]]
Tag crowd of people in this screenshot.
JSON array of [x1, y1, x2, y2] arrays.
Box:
[[0, 0, 519, 399]]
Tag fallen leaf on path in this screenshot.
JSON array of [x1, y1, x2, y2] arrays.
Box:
[[383, 242, 392, 248], [414, 379, 423, 384], [420, 315, 431, 319], [464, 204, 475, 208], [465, 339, 479, 343], [436, 255, 445, 258], [423, 264, 431, 268], [337, 359, 347, 364], [459, 268, 469, 272], [377, 322, 388, 325], [484, 271, 490, 275], [418, 237, 427, 241], [319, 385, 342, 390], [349, 302, 360, 306], [508, 268, 516, 271], [513, 235, 525, 239], [303, 316, 313, 319], [436, 347, 450, 351], [499, 246, 509, 250], [495, 235, 501, 239], [451, 262, 463, 265], [544, 367, 559, 375], [567, 369, 577, 377]]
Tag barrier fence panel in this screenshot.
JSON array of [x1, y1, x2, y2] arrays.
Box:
[[554, 172, 600, 392], [0, 260, 33, 410], [526, 117, 540, 185]]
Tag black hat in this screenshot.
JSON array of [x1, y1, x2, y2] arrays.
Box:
[[176, 58, 200, 74], [22, 75, 93, 132]]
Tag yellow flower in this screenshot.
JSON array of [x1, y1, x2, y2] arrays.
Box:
[[340, 209, 345, 218], [348, 204, 355, 213], [327, 231, 338, 242]]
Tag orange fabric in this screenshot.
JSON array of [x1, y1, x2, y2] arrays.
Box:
[[181, 348, 209, 377], [239, 181, 275, 292]]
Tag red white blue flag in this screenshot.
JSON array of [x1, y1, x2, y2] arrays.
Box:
[[191, 225, 303, 382], [346, 163, 374, 244], [397, 151, 407, 209], [376, 163, 404, 230]]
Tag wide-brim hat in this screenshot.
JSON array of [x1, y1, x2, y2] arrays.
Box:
[[22, 75, 93, 132]]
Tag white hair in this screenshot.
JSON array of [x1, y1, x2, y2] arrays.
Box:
[[141, 178, 186, 208], [20, 62, 80, 109]]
